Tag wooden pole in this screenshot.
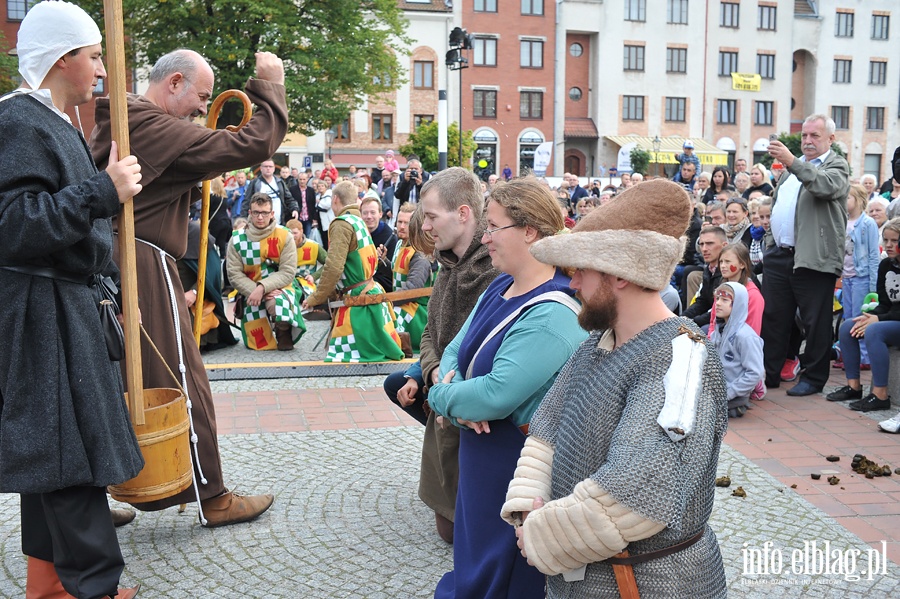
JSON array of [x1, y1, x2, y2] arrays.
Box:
[[103, 0, 144, 425], [193, 90, 252, 345]]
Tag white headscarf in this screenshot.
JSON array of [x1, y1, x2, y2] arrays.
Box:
[[17, 1, 102, 90]]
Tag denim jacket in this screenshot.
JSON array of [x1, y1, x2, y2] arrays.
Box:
[[848, 213, 880, 292]]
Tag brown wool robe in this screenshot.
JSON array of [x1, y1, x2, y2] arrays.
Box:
[[89, 78, 288, 509], [417, 224, 498, 521]]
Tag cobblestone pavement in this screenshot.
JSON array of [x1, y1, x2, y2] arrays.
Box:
[[0, 426, 897, 597]]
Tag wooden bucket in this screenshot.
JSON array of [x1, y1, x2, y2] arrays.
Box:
[[109, 388, 193, 503]]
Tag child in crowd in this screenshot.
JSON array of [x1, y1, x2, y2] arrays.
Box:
[[834, 184, 880, 369], [750, 196, 771, 271], [710, 282, 764, 418], [715, 243, 764, 333], [383, 150, 400, 173], [826, 218, 900, 414]]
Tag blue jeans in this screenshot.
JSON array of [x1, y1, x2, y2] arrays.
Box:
[[839, 318, 900, 387], [841, 276, 871, 363]]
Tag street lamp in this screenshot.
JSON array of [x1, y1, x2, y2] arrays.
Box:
[[652, 135, 661, 178], [324, 129, 335, 160], [447, 27, 472, 167]]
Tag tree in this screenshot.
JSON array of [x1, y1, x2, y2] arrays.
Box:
[[80, 0, 411, 133], [0, 31, 18, 96], [759, 132, 846, 169], [399, 120, 477, 172], [629, 147, 651, 176]]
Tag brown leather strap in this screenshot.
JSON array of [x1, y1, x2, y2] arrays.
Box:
[[341, 278, 374, 293], [607, 530, 704, 566], [611, 551, 641, 599]]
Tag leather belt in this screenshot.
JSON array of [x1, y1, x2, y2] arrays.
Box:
[[778, 245, 795, 252], [607, 530, 705, 566], [341, 278, 374, 294], [0, 264, 92, 285]]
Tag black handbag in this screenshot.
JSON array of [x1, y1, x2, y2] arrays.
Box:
[[93, 275, 126, 361]]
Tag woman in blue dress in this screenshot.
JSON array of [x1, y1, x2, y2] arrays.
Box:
[[429, 178, 588, 598]]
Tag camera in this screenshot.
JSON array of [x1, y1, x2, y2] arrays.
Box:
[[409, 169, 418, 179]]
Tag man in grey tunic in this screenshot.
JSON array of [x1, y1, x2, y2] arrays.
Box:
[[0, 2, 144, 597], [501, 180, 728, 598]]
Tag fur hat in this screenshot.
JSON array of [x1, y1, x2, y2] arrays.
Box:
[[531, 179, 691, 291]]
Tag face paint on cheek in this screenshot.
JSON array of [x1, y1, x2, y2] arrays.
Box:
[[729, 265, 738, 274]]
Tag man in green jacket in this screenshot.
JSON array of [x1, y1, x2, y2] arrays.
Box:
[[763, 113, 850, 396]]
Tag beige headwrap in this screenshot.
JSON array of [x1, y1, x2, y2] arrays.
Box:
[[17, 1, 102, 90]]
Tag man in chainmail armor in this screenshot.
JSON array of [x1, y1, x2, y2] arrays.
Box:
[[501, 179, 728, 598]]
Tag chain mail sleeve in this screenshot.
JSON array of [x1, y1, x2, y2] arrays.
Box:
[[521, 478, 666, 575]]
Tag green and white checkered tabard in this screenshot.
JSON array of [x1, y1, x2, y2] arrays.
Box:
[[393, 304, 415, 332], [232, 231, 261, 265], [325, 334, 361, 362]]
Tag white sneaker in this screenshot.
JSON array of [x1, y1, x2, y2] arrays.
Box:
[[878, 412, 900, 433]]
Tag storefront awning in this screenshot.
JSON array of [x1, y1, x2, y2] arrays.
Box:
[[605, 135, 729, 166]]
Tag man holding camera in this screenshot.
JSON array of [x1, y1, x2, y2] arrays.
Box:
[[396, 156, 430, 204]]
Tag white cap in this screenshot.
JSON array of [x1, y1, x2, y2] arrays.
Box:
[[17, 1, 102, 90]]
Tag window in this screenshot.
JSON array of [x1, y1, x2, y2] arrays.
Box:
[[717, 99, 737, 124], [757, 53, 775, 79], [474, 37, 498, 66], [372, 114, 392, 141], [623, 95, 645, 121], [569, 43, 583, 57], [520, 91, 543, 119], [474, 90, 497, 118], [569, 87, 583, 101], [331, 117, 350, 141], [867, 107, 885, 131], [870, 61, 887, 85], [833, 59, 852, 83], [718, 51, 738, 76], [872, 14, 890, 40], [522, 0, 543, 16], [755, 101, 773, 126], [668, 0, 689, 24], [414, 115, 434, 129], [474, 0, 497, 12], [666, 47, 687, 73], [624, 0, 646, 22], [665, 97, 686, 122], [623, 45, 645, 71], [7, 0, 34, 21], [520, 40, 544, 68], [413, 61, 433, 89], [758, 5, 777, 30], [865, 154, 882, 180], [832, 106, 850, 130], [720, 2, 739, 28], [835, 12, 854, 37]]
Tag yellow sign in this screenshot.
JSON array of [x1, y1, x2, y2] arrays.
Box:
[[654, 152, 729, 167], [731, 72, 761, 92]]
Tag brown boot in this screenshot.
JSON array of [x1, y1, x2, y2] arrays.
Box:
[[274, 322, 294, 351], [435, 512, 454, 544], [200, 490, 274, 528], [26, 557, 74, 599], [110, 508, 135, 528], [114, 585, 140, 599], [398, 331, 413, 358]]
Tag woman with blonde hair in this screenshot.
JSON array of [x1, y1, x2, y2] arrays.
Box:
[[429, 177, 587, 599], [743, 163, 774, 199]]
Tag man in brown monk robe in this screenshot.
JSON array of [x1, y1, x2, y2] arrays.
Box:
[[90, 49, 289, 527]]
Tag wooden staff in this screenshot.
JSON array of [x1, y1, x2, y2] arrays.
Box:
[[193, 91, 252, 345], [103, 0, 143, 424]]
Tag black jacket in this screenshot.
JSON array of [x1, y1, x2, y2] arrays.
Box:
[[289, 183, 317, 224], [396, 170, 431, 203], [240, 176, 299, 225], [682, 263, 723, 326], [370, 221, 398, 292]]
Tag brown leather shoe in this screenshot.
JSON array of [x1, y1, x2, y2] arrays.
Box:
[[398, 331, 413, 358], [435, 512, 454, 544], [200, 490, 274, 528], [114, 584, 140, 599], [110, 508, 136, 528], [274, 322, 294, 351]]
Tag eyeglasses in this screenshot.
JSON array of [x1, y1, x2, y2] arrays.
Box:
[[483, 224, 518, 240], [250, 210, 273, 217]]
